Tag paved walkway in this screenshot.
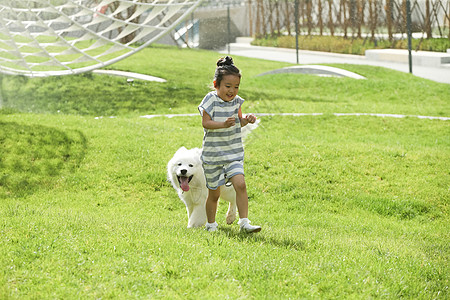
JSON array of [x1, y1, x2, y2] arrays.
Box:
[[220, 41, 450, 84]]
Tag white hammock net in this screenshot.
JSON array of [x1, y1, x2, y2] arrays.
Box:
[[0, 0, 202, 77]]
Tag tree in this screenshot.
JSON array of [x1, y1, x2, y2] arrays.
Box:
[[318, 0, 324, 35], [285, 0, 292, 36], [368, 0, 378, 41], [327, 0, 335, 36], [425, 0, 432, 38]]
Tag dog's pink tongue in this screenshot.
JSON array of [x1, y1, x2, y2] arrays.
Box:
[[180, 177, 190, 192]]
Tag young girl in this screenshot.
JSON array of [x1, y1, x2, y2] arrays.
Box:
[[198, 56, 261, 233]]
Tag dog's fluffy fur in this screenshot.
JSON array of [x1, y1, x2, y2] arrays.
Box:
[[167, 147, 237, 228], [167, 119, 259, 228]]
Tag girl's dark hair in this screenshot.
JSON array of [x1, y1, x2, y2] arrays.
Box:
[[214, 56, 241, 87]]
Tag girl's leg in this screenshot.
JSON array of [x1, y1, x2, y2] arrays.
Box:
[[229, 174, 248, 218], [206, 187, 221, 223], [230, 174, 261, 233]]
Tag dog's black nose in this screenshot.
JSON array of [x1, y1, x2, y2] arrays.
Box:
[[181, 169, 187, 175]]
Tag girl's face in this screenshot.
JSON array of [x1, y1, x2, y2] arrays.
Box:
[[215, 74, 240, 102]]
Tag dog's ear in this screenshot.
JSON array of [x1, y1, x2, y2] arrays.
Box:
[[175, 146, 187, 155]]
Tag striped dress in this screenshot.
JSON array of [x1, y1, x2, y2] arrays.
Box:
[[198, 91, 245, 165]]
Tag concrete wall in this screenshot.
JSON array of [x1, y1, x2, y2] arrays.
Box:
[[198, 16, 241, 50]]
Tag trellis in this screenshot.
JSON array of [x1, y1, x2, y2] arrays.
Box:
[[0, 0, 203, 77]]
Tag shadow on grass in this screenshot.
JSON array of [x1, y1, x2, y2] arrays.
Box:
[[216, 226, 306, 251], [0, 121, 87, 198]]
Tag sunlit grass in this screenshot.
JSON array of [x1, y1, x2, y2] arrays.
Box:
[[2, 45, 449, 117], [0, 112, 448, 298], [253, 35, 450, 55], [0, 45, 448, 298]]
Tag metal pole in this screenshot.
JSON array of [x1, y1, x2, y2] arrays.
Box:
[[248, 0, 253, 37], [227, 5, 231, 55], [406, 0, 413, 73], [295, 0, 299, 64]]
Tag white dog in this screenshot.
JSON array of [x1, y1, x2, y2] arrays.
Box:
[[167, 119, 259, 228], [167, 147, 237, 228]]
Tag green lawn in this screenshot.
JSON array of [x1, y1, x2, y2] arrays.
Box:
[[0, 45, 449, 299], [252, 35, 450, 55]]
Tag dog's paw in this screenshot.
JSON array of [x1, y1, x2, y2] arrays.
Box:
[[226, 203, 237, 224], [188, 219, 206, 228], [226, 213, 236, 225]]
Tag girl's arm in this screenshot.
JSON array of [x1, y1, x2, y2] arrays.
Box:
[[238, 107, 256, 127], [202, 112, 235, 129]]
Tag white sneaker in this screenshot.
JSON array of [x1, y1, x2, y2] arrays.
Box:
[[238, 218, 261, 233], [205, 222, 218, 232]]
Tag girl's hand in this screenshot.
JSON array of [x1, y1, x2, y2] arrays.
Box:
[[245, 114, 257, 124], [223, 117, 236, 128]]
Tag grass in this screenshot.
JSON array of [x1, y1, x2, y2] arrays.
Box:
[[0, 45, 449, 298], [2, 45, 449, 117], [252, 35, 450, 55]]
